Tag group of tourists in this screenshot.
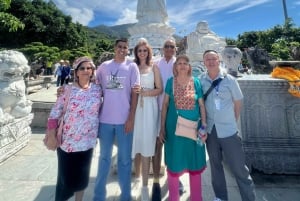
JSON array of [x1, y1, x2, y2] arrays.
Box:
[[53, 59, 72, 87], [46, 37, 256, 201]]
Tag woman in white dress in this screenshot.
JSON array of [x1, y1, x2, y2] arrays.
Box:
[[132, 38, 163, 200]]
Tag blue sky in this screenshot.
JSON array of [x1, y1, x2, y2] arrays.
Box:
[[48, 0, 300, 39]]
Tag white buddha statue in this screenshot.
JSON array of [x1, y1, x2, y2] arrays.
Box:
[[136, 0, 168, 24]]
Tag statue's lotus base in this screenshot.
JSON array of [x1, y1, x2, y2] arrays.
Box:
[[128, 23, 175, 52], [0, 114, 34, 163]]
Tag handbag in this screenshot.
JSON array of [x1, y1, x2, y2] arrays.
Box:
[[43, 85, 71, 150], [175, 115, 198, 140], [173, 78, 198, 140]]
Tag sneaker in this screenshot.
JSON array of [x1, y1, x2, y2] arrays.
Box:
[[141, 186, 150, 201], [131, 177, 141, 198], [179, 180, 185, 196], [151, 183, 161, 201], [213, 198, 222, 201]]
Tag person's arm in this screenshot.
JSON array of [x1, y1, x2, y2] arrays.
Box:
[[56, 85, 65, 98], [234, 99, 242, 121], [46, 89, 67, 150], [159, 94, 169, 143], [198, 98, 207, 127], [198, 97, 208, 142], [125, 63, 140, 133], [124, 87, 139, 133], [141, 65, 163, 96]]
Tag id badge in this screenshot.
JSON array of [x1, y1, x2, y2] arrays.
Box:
[[214, 97, 221, 110]]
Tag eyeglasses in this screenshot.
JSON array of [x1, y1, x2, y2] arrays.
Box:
[[78, 66, 93, 71], [138, 49, 148, 53], [164, 44, 175, 49]]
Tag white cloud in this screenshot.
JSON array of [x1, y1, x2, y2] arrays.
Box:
[[66, 7, 94, 26], [50, 0, 137, 25], [114, 8, 137, 25], [47, 0, 277, 30], [168, 0, 272, 25], [228, 0, 271, 13]]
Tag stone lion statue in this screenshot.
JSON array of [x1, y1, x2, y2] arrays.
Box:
[[0, 50, 32, 125]]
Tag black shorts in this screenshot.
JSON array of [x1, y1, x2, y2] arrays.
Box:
[[55, 147, 93, 201]]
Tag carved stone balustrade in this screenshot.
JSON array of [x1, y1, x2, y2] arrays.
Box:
[[238, 74, 300, 174], [0, 114, 33, 162]]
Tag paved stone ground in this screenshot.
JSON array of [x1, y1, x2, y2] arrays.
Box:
[[0, 129, 300, 201]]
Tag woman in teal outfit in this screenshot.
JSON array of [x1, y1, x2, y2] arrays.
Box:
[[159, 55, 207, 201]]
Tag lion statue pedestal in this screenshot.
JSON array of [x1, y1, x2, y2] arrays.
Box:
[[0, 50, 33, 163]]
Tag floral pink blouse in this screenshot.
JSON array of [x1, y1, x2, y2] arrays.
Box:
[[49, 84, 102, 152]]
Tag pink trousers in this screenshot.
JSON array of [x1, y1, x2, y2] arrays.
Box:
[[167, 170, 203, 201]]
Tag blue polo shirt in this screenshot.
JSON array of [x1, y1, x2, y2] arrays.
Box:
[[200, 70, 243, 138]]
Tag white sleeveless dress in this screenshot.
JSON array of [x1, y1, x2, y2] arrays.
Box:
[[132, 70, 159, 158]]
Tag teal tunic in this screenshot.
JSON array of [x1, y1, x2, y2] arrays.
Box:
[[164, 77, 206, 173]]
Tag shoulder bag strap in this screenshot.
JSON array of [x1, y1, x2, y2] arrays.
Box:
[[203, 77, 223, 101]]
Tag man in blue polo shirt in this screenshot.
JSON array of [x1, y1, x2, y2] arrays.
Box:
[[200, 50, 256, 201]]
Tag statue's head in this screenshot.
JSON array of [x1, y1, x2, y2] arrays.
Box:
[[0, 50, 30, 81], [196, 21, 209, 34]]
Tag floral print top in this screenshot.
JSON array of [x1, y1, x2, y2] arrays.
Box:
[[174, 77, 195, 110], [49, 84, 102, 152]]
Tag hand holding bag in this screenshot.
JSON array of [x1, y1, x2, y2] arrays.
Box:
[[43, 85, 71, 150]]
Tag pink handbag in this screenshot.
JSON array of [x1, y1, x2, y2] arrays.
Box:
[[175, 115, 198, 141], [44, 85, 71, 150]]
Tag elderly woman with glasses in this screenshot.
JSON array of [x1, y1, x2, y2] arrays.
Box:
[[159, 55, 207, 201], [46, 56, 102, 201]]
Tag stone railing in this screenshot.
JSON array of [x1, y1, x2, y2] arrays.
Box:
[[238, 74, 300, 174], [0, 114, 33, 163]]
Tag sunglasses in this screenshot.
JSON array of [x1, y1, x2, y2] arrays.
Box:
[[164, 44, 175, 49], [78, 66, 93, 71], [138, 49, 148, 53]]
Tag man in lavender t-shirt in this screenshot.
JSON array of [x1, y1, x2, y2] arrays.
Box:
[[93, 38, 140, 201]]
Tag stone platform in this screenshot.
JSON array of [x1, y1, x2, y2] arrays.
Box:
[[0, 130, 299, 201], [27, 84, 57, 128]]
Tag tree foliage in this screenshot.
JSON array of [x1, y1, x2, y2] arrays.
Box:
[[236, 18, 300, 60], [19, 42, 60, 63], [0, 0, 115, 62], [0, 0, 88, 50], [0, 0, 24, 32]]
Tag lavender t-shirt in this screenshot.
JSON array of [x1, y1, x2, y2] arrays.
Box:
[[96, 59, 140, 124]]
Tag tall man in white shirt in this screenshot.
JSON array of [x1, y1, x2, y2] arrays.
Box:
[[152, 39, 177, 201]]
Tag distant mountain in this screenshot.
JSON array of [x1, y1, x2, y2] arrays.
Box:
[[91, 23, 135, 39], [90, 23, 183, 42]]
